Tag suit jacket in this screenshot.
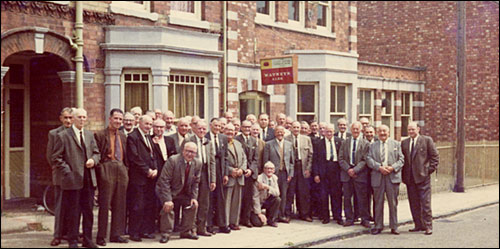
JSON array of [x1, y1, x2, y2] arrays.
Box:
[[183, 135, 216, 184], [153, 135, 177, 175], [94, 128, 128, 166], [126, 128, 157, 186], [366, 138, 405, 187], [226, 139, 248, 187], [205, 132, 229, 178], [334, 131, 352, 141], [254, 137, 266, 174], [167, 132, 190, 155], [156, 154, 202, 203], [263, 138, 295, 177], [261, 127, 275, 142], [235, 134, 259, 180], [47, 125, 67, 185], [312, 137, 342, 177], [284, 134, 313, 177], [401, 135, 439, 184], [339, 136, 370, 183], [52, 127, 100, 190]]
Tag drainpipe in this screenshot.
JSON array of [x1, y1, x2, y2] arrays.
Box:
[[222, 1, 228, 114], [74, 1, 84, 108]]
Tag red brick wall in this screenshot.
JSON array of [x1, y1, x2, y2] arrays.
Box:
[[358, 1, 499, 142]]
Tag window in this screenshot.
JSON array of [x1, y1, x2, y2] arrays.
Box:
[[256, 1, 269, 14], [287, 1, 305, 27], [255, 1, 276, 24], [169, 72, 206, 118], [359, 89, 373, 123], [316, 1, 332, 33], [330, 84, 347, 128], [110, 1, 158, 21], [169, 1, 209, 29], [381, 91, 394, 137], [122, 70, 151, 113], [297, 83, 318, 122], [401, 93, 413, 137]]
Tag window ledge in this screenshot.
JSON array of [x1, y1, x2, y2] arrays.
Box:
[[255, 17, 335, 39], [110, 3, 158, 21], [168, 15, 211, 30]]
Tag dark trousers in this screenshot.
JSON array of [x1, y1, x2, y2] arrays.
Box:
[[53, 185, 67, 239], [128, 180, 157, 237], [286, 161, 310, 218], [342, 179, 370, 222], [160, 195, 197, 235], [277, 169, 289, 219], [251, 195, 281, 227], [196, 164, 210, 233], [63, 169, 95, 243], [309, 177, 321, 217], [406, 176, 433, 229], [240, 176, 256, 224], [97, 160, 129, 239], [320, 161, 343, 221], [208, 166, 228, 229]]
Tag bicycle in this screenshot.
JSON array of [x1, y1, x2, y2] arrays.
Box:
[[43, 185, 99, 216]]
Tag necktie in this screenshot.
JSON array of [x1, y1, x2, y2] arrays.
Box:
[[214, 134, 219, 151], [80, 131, 87, 161], [351, 138, 356, 165], [294, 136, 299, 160], [381, 142, 386, 165], [329, 139, 334, 161], [185, 161, 191, 184], [410, 138, 415, 163], [200, 138, 205, 164], [115, 130, 122, 161], [145, 135, 153, 158]]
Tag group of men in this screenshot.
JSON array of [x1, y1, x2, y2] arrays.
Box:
[[47, 106, 439, 248]]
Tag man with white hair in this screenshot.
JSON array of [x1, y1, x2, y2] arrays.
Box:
[[246, 114, 257, 124], [121, 112, 136, 137], [335, 118, 351, 140], [130, 106, 143, 127], [162, 110, 176, 136], [252, 161, 281, 227]]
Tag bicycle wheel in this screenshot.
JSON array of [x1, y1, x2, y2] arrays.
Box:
[[43, 185, 56, 216]]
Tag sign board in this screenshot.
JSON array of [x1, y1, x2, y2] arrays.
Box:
[[260, 55, 298, 85]]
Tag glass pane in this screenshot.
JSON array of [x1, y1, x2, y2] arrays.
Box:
[[176, 84, 195, 117], [364, 90, 372, 115], [9, 89, 24, 147], [401, 117, 409, 137], [298, 85, 315, 113], [125, 74, 131, 81], [404, 93, 410, 115], [337, 86, 346, 112], [142, 74, 149, 81], [169, 84, 175, 116], [384, 92, 392, 114], [330, 86, 336, 112], [288, 1, 299, 21], [8, 64, 24, 85], [125, 83, 148, 114], [171, 1, 194, 13], [196, 85, 205, 118], [257, 1, 269, 14], [297, 115, 315, 123], [133, 74, 140, 81], [317, 5, 326, 26], [382, 116, 391, 130], [330, 115, 343, 131]]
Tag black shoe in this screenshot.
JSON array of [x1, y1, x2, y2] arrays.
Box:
[[129, 235, 142, 242], [159, 235, 169, 244], [95, 238, 106, 247], [267, 222, 278, 227], [322, 219, 330, 224], [391, 229, 400, 235], [140, 233, 155, 239], [229, 224, 241, 230], [50, 238, 62, 246], [278, 217, 290, 223], [241, 221, 253, 228], [361, 220, 371, 228], [424, 229, 433, 235], [218, 227, 231, 234], [343, 221, 354, 227], [207, 227, 217, 235], [409, 227, 425, 232], [336, 219, 344, 225], [371, 228, 382, 235], [82, 239, 99, 248], [68, 240, 79, 248], [197, 231, 212, 237], [180, 233, 199, 240], [109, 236, 128, 243]]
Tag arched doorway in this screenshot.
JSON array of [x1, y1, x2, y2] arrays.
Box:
[[3, 51, 70, 200]]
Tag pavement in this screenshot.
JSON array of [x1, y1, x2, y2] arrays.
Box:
[[1, 183, 498, 248]]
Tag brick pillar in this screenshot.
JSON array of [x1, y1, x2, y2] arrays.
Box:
[[57, 71, 95, 109], [394, 91, 402, 141], [374, 89, 382, 128], [349, 1, 357, 52]]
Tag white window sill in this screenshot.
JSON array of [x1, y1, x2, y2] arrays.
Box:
[[110, 4, 159, 21], [255, 17, 336, 39], [168, 15, 211, 30]]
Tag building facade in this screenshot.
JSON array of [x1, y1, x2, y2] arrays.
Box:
[[2, 1, 428, 201]]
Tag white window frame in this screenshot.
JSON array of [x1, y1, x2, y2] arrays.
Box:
[[110, 1, 159, 21], [255, 1, 276, 24], [169, 1, 210, 29], [381, 91, 394, 138], [359, 89, 374, 123], [330, 83, 348, 127], [168, 71, 207, 118], [401, 92, 413, 139], [121, 69, 153, 112], [296, 82, 318, 121], [316, 1, 332, 33], [287, 1, 306, 28]]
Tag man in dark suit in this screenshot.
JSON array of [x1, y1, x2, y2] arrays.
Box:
[[46, 107, 73, 246], [235, 120, 258, 228], [312, 124, 344, 225], [120, 112, 136, 137], [167, 117, 190, 154], [258, 113, 275, 141], [402, 122, 439, 235], [94, 109, 129, 246], [206, 118, 231, 234], [52, 108, 100, 248], [126, 115, 158, 242], [182, 120, 216, 237], [156, 142, 202, 243], [334, 118, 352, 141], [366, 125, 404, 235], [339, 122, 371, 228], [263, 125, 295, 223]]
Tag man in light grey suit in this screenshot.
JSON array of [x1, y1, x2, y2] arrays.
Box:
[[263, 125, 295, 223], [366, 125, 404, 235], [285, 121, 313, 222], [224, 123, 248, 230], [46, 107, 73, 246], [52, 108, 100, 248]]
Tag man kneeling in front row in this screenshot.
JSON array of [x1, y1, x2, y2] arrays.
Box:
[[156, 142, 202, 243], [251, 161, 281, 228]]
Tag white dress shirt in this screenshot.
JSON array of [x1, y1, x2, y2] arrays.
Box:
[[325, 138, 338, 162]]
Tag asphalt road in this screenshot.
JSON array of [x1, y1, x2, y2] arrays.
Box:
[[312, 204, 499, 248]]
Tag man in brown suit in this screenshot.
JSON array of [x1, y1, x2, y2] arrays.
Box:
[[94, 108, 129, 246], [156, 142, 202, 243], [52, 108, 100, 248], [402, 122, 439, 235]]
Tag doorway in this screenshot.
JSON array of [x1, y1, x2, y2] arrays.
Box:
[[239, 91, 270, 121]]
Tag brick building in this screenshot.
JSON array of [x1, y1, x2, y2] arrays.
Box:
[[357, 1, 499, 142], [2, 1, 427, 201]]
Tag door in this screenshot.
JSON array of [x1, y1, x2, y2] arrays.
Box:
[[239, 91, 270, 121]]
